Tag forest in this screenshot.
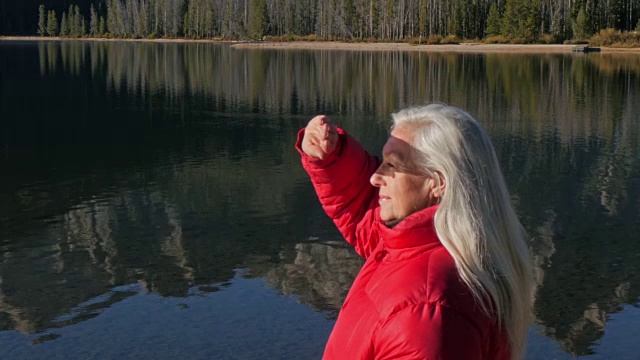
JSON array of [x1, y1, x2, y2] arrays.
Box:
[[10, 0, 640, 44]]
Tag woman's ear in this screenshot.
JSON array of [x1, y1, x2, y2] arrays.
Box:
[[430, 172, 446, 200]]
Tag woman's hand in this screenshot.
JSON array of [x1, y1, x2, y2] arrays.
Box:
[[302, 115, 338, 160]]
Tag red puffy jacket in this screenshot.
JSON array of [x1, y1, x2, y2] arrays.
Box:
[[297, 127, 510, 360]]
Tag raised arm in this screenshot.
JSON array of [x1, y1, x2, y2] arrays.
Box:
[[296, 116, 381, 259]]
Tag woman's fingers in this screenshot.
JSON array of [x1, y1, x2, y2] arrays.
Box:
[[302, 115, 338, 160], [320, 125, 338, 154]]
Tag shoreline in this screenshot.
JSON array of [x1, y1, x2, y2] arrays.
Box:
[[2, 36, 640, 53], [0, 36, 234, 44], [231, 41, 640, 53]]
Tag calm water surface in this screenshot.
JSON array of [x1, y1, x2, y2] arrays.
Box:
[[1, 41, 639, 359]]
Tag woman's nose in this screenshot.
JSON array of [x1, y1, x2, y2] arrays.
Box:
[[370, 169, 384, 187]]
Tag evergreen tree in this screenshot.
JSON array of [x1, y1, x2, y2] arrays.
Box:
[[419, 0, 427, 38], [502, 0, 541, 42], [572, 7, 589, 40], [24, 0, 640, 43], [99, 16, 106, 36], [67, 5, 76, 37], [73, 5, 82, 37], [485, 1, 501, 37], [184, 0, 195, 38], [204, 0, 215, 37], [448, 0, 463, 36], [636, 18, 640, 32], [249, 0, 267, 39], [38, 5, 47, 36], [107, 0, 117, 36], [60, 12, 69, 37], [183, 7, 191, 38], [139, 2, 149, 38], [90, 4, 98, 36], [344, 0, 356, 34], [47, 10, 59, 36]]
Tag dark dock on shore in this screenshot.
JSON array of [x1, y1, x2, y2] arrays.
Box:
[[572, 45, 601, 53]]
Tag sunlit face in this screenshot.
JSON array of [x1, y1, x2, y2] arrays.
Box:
[[370, 125, 441, 226]]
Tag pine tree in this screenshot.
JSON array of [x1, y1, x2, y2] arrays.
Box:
[[183, 8, 191, 38], [204, 0, 214, 38], [139, 2, 149, 38], [38, 5, 47, 36], [107, 0, 117, 36], [47, 10, 59, 36], [485, 1, 501, 37], [249, 0, 267, 39], [419, 0, 427, 38], [90, 4, 98, 36], [60, 12, 69, 37], [99, 16, 106, 36], [73, 5, 82, 37], [344, 0, 356, 35], [67, 5, 76, 37], [501, 0, 540, 42], [184, 0, 194, 38], [572, 7, 589, 40]]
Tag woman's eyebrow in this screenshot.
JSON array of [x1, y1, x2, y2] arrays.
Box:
[[382, 150, 405, 163]]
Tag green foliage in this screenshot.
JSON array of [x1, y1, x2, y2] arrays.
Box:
[[47, 10, 58, 37], [183, 12, 189, 37], [60, 12, 69, 37], [73, 5, 82, 38], [89, 4, 98, 37], [67, 5, 76, 37], [99, 17, 106, 37], [501, 0, 541, 43], [447, 0, 462, 37], [344, 0, 356, 33], [485, 1, 501, 37], [419, 0, 427, 37], [138, 3, 148, 38], [25, 0, 640, 45], [572, 7, 589, 40], [38, 5, 46, 36], [249, 0, 267, 39], [107, 0, 117, 37], [184, 0, 213, 38]]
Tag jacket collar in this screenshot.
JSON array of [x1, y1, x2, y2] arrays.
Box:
[[376, 204, 441, 250]]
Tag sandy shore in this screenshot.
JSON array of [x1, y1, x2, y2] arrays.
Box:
[[2, 36, 639, 53], [231, 41, 640, 53]]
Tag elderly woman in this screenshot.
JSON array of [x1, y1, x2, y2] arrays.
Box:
[[296, 104, 534, 360]]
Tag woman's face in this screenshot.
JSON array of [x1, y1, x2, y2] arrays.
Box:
[[370, 125, 442, 225]]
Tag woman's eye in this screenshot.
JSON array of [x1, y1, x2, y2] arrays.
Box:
[[386, 163, 395, 169]]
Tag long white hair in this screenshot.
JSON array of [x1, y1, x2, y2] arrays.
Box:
[[392, 104, 534, 360]]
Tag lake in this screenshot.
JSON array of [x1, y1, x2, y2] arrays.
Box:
[[0, 40, 639, 359]]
